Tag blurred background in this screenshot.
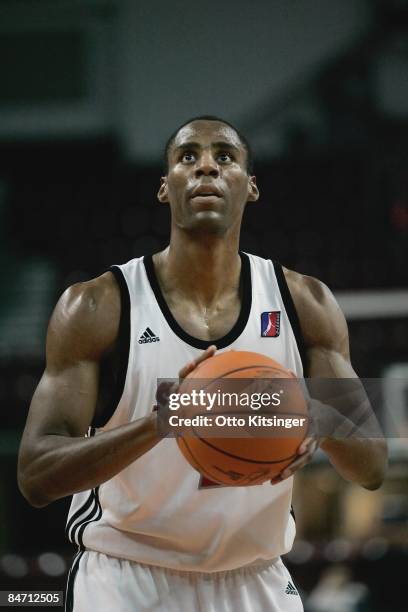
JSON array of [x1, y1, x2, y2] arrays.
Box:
[[0, 0, 407, 609]]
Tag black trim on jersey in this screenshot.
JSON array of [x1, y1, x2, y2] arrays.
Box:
[[76, 486, 102, 548], [65, 489, 95, 542], [90, 266, 131, 429], [65, 550, 84, 612], [65, 427, 97, 541], [272, 262, 307, 372], [143, 251, 252, 350], [70, 490, 99, 546], [66, 429, 102, 546]]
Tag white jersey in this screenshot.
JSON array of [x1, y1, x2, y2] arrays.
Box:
[[66, 252, 305, 573]]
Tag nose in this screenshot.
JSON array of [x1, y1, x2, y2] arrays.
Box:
[[195, 152, 219, 178]]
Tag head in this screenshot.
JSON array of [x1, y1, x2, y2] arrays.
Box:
[[158, 116, 259, 236]]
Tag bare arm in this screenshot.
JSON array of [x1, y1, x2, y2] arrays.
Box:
[[285, 270, 388, 490], [17, 272, 160, 507]]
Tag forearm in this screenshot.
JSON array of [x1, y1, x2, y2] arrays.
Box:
[[18, 414, 160, 507], [319, 437, 388, 490]]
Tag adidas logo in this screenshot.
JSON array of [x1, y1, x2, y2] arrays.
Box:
[[138, 327, 160, 344], [285, 581, 298, 596]]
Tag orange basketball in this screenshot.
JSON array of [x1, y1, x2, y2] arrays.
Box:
[[176, 351, 308, 486]]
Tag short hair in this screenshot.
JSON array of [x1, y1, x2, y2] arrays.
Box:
[[163, 115, 254, 174]]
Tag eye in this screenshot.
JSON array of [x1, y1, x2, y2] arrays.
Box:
[[217, 152, 233, 163], [181, 151, 196, 163]]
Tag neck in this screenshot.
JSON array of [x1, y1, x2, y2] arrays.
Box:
[[155, 229, 242, 306]]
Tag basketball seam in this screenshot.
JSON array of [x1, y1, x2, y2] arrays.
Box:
[[182, 365, 296, 401], [191, 365, 295, 392], [189, 411, 308, 463], [189, 434, 301, 464], [177, 436, 225, 485]]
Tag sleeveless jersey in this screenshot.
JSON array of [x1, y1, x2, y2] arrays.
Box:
[[66, 252, 305, 572]]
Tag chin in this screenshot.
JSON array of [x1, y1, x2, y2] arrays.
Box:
[[177, 211, 228, 235], [189, 212, 230, 235]]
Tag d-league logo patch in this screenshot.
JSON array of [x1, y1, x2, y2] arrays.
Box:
[[261, 311, 281, 337]]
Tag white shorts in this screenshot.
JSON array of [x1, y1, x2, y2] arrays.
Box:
[[66, 550, 303, 612]]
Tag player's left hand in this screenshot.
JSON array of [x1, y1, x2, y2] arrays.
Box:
[[270, 436, 319, 485]]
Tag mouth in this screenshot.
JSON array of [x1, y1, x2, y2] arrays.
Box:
[[191, 195, 221, 204], [190, 185, 222, 199]]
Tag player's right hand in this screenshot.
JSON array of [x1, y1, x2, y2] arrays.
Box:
[[154, 345, 217, 412], [177, 345, 217, 380]]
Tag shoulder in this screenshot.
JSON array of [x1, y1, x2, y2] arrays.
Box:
[[282, 266, 349, 356], [58, 271, 120, 321], [47, 271, 121, 366]]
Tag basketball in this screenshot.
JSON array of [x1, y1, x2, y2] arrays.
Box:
[[176, 350, 309, 486]]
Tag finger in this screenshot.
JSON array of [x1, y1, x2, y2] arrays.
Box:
[[288, 444, 317, 470], [271, 457, 309, 484], [178, 360, 198, 380], [298, 436, 317, 455], [178, 345, 217, 380], [192, 345, 217, 368], [155, 381, 174, 404], [283, 453, 313, 475], [270, 444, 317, 485]]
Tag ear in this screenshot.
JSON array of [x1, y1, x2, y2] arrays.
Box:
[[247, 175, 259, 202], [157, 176, 169, 203]]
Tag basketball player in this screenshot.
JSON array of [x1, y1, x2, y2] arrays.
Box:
[[17, 116, 387, 612]]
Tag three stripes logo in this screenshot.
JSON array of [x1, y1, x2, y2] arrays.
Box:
[[138, 327, 160, 344], [285, 581, 299, 596]]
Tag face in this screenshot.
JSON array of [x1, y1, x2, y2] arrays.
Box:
[[158, 120, 259, 235]]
